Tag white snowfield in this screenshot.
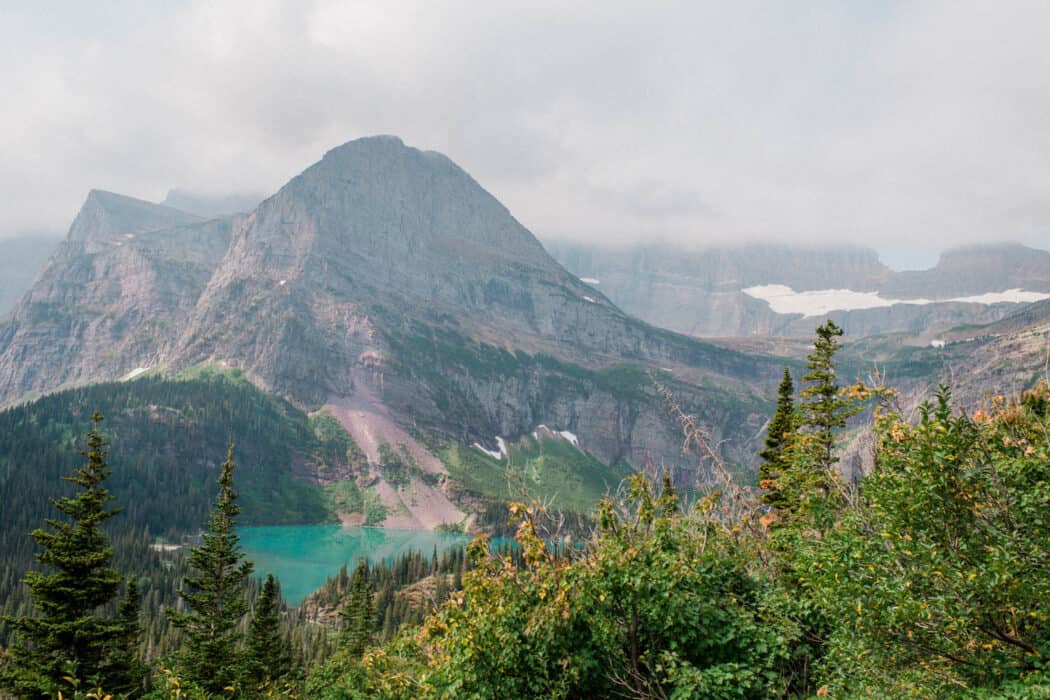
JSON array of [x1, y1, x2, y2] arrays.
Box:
[[743, 284, 1050, 318], [580, 277, 600, 285], [558, 430, 579, 447], [472, 436, 508, 461], [122, 367, 149, 381]]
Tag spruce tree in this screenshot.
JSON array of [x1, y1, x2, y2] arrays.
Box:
[[0, 412, 124, 698], [105, 577, 146, 694], [244, 573, 291, 688], [341, 558, 374, 658], [759, 367, 796, 509], [800, 320, 852, 468], [169, 443, 253, 694]]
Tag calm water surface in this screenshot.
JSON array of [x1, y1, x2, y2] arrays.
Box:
[[239, 525, 471, 606]]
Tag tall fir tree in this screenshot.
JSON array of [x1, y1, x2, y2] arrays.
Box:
[[105, 577, 147, 695], [800, 320, 852, 469], [759, 368, 796, 509], [244, 573, 291, 689], [341, 558, 375, 658], [0, 412, 126, 698], [168, 442, 253, 694]]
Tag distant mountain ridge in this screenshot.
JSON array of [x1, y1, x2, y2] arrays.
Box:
[[547, 241, 1050, 338]]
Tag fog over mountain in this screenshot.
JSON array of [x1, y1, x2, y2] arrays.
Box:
[[4, 1, 1050, 266]]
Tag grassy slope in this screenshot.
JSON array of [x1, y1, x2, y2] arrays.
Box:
[[442, 434, 633, 515]]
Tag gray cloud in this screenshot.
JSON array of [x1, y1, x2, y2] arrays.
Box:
[[2, 0, 1049, 267]]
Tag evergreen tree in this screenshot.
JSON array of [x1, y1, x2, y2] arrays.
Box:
[[341, 558, 374, 658], [168, 443, 253, 694], [244, 573, 291, 688], [759, 368, 796, 509], [799, 320, 852, 468], [0, 412, 124, 698], [105, 577, 146, 694]]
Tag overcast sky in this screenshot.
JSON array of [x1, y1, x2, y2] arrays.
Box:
[[3, 1, 1049, 268]]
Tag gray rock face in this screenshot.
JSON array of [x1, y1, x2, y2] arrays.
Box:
[[0, 136, 781, 475], [68, 190, 202, 245], [548, 241, 1050, 338], [0, 193, 231, 401]]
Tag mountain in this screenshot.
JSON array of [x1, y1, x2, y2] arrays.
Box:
[[0, 136, 783, 527], [0, 234, 62, 317], [548, 241, 1050, 339]]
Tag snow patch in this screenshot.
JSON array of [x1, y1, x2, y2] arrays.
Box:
[[123, 367, 149, 381], [952, 289, 1050, 305], [278, 279, 287, 286], [580, 277, 600, 285], [583, 296, 597, 304], [533, 424, 580, 448], [558, 430, 579, 447], [743, 284, 1050, 318], [124, 233, 135, 239], [473, 437, 508, 461]]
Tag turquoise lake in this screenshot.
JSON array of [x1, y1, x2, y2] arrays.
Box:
[[239, 525, 471, 606]]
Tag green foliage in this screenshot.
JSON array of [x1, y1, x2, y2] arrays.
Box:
[[310, 410, 366, 467], [772, 321, 872, 526], [376, 443, 436, 489], [441, 434, 632, 515], [0, 413, 132, 697], [107, 577, 148, 695], [758, 367, 796, 509], [168, 444, 254, 695], [319, 478, 789, 698], [805, 385, 1050, 695], [363, 492, 388, 527], [245, 573, 292, 690], [340, 559, 375, 659]]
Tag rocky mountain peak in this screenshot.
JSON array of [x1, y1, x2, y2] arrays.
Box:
[[67, 189, 201, 243], [209, 135, 567, 320]]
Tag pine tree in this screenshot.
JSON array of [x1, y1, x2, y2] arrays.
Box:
[[341, 558, 374, 658], [800, 320, 852, 469], [759, 368, 796, 509], [168, 442, 253, 694], [105, 577, 146, 694], [0, 412, 124, 698], [244, 573, 291, 688]]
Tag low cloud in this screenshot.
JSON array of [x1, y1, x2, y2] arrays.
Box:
[[2, 1, 1049, 266]]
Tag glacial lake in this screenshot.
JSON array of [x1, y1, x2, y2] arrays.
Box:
[[239, 525, 471, 606]]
